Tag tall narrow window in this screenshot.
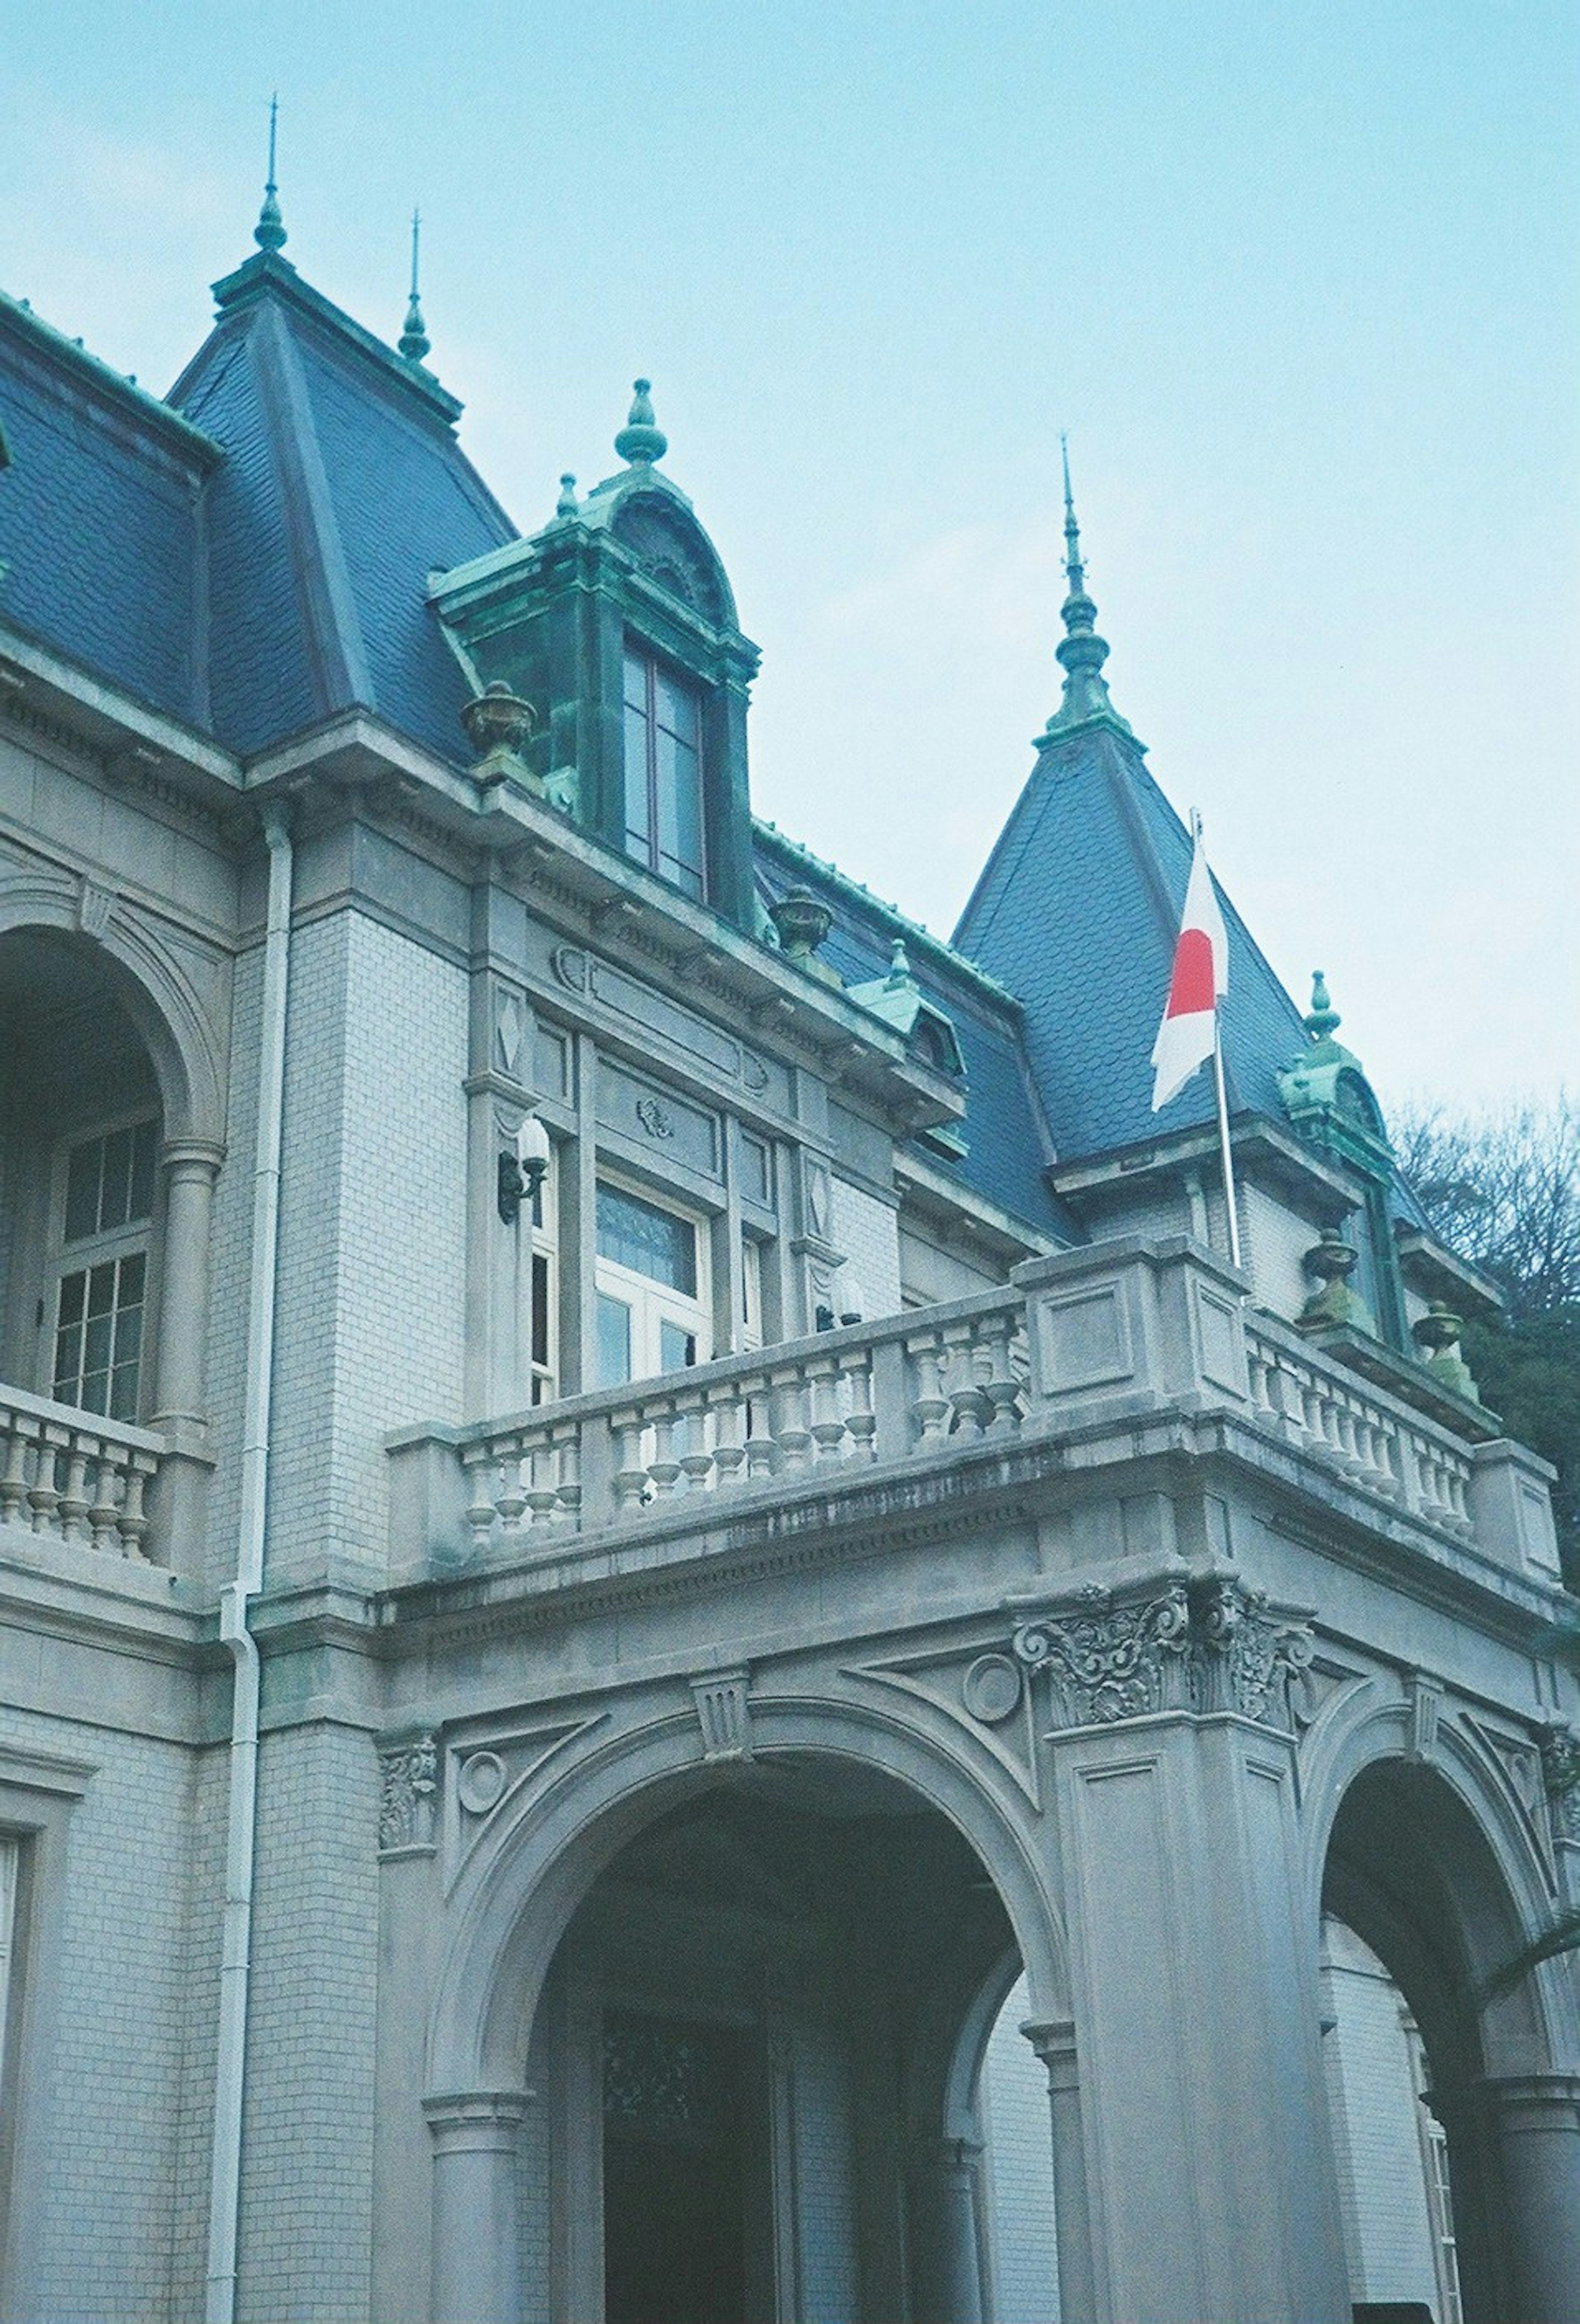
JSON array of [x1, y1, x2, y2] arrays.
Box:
[[623, 646, 705, 901], [51, 1118, 158, 1420], [593, 1179, 711, 1389]]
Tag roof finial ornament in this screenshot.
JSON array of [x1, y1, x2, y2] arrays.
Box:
[[1039, 436, 1135, 744], [614, 377, 668, 466], [254, 94, 288, 253], [1305, 970, 1342, 1043], [1061, 432, 1085, 597], [398, 209, 431, 363], [555, 473, 579, 518]]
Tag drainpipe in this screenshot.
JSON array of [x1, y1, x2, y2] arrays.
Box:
[[206, 802, 293, 2324]]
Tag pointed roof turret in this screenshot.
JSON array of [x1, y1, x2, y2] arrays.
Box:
[[254, 95, 288, 254], [614, 377, 668, 466], [398, 210, 431, 363], [1040, 438, 1134, 743]]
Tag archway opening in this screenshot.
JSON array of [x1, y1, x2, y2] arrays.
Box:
[[0, 928, 166, 1418], [529, 1752, 1037, 2324], [1322, 1757, 1549, 2324]]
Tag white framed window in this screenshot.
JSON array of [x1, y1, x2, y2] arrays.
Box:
[[527, 1167, 558, 1406], [48, 1116, 158, 1420], [739, 1235, 764, 1355], [622, 644, 706, 901], [594, 1178, 712, 1389]]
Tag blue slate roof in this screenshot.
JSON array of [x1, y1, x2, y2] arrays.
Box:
[[753, 824, 1079, 1243], [169, 254, 517, 760], [954, 718, 1311, 1164], [0, 292, 219, 727], [0, 255, 517, 763]]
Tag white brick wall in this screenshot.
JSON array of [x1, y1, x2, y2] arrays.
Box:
[[1320, 1916, 1443, 2316], [237, 1722, 381, 2324], [792, 2021, 859, 2324], [831, 1178, 901, 1322], [0, 1706, 206, 2322], [980, 1974, 1061, 2324]]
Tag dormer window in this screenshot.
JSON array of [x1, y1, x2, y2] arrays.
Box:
[[622, 644, 705, 901]]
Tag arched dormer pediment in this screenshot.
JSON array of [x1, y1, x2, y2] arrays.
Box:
[[606, 484, 737, 632]]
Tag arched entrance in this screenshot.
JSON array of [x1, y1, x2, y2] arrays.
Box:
[[1322, 1755, 1580, 2324], [425, 1710, 1071, 2324], [0, 924, 223, 1564]]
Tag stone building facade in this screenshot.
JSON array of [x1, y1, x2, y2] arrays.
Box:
[[0, 187, 1577, 2324]]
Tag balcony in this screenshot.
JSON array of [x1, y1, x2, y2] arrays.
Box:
[[0, 1384, 165, 1560], [388, 1237, 1564, 1609]]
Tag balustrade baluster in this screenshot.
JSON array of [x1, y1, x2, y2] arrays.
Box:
[[678, 1397, 715, 1494], [495, 1448, 529, 1532], [0, 1423, 33, 1527], [612, 1418, 649, 1516], [772, 1369, 813, 1474], [908, 1337, 951, 1445], [28, 1426, 65, 1535], [744, 1391, 777, 1482], [55, 1445, 90, 1543], [552, 1429, 581, 1526], [709, 1390, 747, 1490], [809, 1361, 848, 1464], [842, 1355, 878, 1461], [462, 1448, 500, 1549], [87, 1453, 125, 1555], [647, 1406, 683, 1498], [119, 1460, 152, 1559], [525, 1444, 560, 1528]]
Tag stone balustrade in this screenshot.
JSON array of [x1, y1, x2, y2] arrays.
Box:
[[0, 1384, 164, 1562], [388, 1237, 1564, 1587], [442, 1293, 1031, 1557]]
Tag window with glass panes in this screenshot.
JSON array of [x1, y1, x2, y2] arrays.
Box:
[[622, 645, 705, 900], [594, 1180, 711, 1389], [51, 1119, 157, 1420]]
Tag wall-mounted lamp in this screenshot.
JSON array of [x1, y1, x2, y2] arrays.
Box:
[[498, 1113, 551, 1226], [815, 1271, 867, 1332]]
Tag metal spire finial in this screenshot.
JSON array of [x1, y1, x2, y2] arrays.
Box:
[[398, 209, 431, 363], [254, 94, 288, 253], [1039, 436, 1135, 744], [1060, 432, 1086, 597]]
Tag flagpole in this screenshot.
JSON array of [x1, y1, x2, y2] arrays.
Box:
[[1194, 808, 1243, 1273]]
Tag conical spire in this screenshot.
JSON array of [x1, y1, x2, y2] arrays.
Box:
[[398, 209, 430, 363], [254, 95, 288, 253], [614, 378, 667, 465], [1040, 437, 1134, 742]]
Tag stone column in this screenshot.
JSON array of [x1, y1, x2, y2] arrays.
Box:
[[424, 2089, 529, 2324], [1025, 2017, 1097, 2324], [1011, 1567, 1349, 2323], [908, 2136, 985, 2324], [1483, 2071, 1580, 2324], [152, 1139, 223, 1428]]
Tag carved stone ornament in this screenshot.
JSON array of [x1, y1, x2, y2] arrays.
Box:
[[1191, 1579, 1315, 1726], [1013, 1583, 1191, 1725], [1540, 1724, 1580, 1844], [690, 1671, 752, 1762], [1012, 1577, 1314, 1733], [635, 1094, 675, 1140], [378, 1732, 439, 1852]]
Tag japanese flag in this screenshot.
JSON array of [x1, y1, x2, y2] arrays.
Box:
[[1150, 823, 1229, 1111]]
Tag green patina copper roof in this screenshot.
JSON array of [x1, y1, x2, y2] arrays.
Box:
[[1276, 972, 1392, 1157]]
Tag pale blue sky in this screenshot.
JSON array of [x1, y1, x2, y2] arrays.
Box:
[[3, 1, 1575, 1108]]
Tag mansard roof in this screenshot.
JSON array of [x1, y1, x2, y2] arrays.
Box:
[[167, 251, 516, 759], [0, 251, 517, 762], [752, 823, 1079, 1243], [0, 290, 221, 729], [954, 716, 1310, 1164]]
